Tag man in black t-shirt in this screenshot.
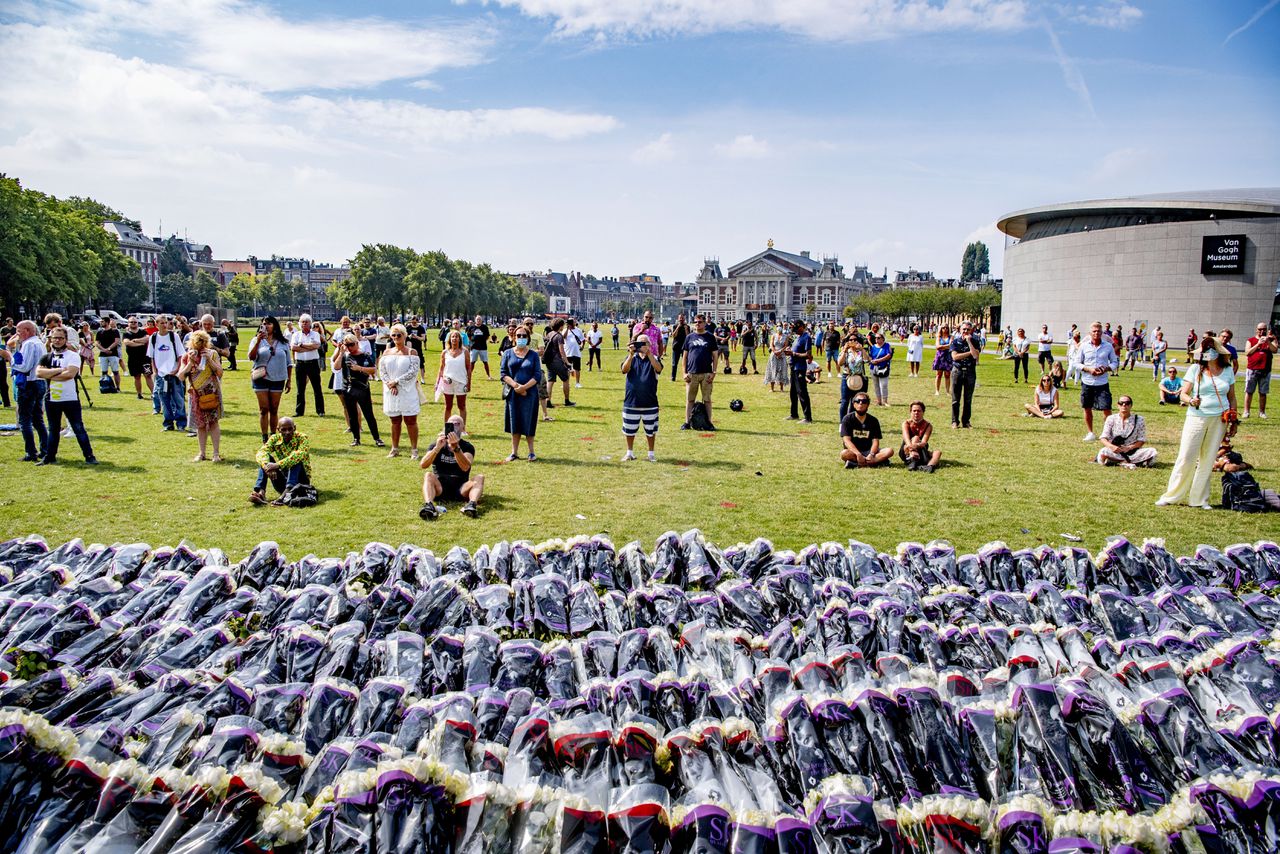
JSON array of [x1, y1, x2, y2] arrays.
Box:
[[468, 315, 492, 379], [681, 314, 719, 430], [95, 319, 122, 389], [120, 317, 152, 398], [222, 320, 240, 370], [839, 394, 893, 467], [419, 415, 483, 519], [740, 322, 758, 374], [669, 314, 689, 382]]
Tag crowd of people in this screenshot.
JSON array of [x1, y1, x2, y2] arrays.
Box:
[[2, 310, 1276, 513]]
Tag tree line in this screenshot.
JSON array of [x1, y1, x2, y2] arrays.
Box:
[[845, 286, 1002, 328], [327, 243, 543, 321], [0, 175, 146, 318]]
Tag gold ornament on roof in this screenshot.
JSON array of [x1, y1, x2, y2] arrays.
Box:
[[767, 238, 774, 249]]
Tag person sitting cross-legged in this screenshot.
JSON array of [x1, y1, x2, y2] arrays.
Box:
[[899, 400, 942, 472], [1096, 396, 1157, 469], [840, 393, 894, 468], [250, 417, 312, 506], [419, 414, 484, 519]]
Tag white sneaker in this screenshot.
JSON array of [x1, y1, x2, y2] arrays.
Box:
[[1154, 497, 1176, 506], [61, 427, 73, 437], [1083, 432, 1096, 442], [1261, 412, 1268, 419], [827, 371, 832, 378], [575, 382, 582, 388], [646, 451, 655, 462], [621, 451, 636, 461], [1241, 411, 1250, 419]]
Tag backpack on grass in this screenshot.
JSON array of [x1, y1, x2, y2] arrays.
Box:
[[1222, 471, 1268, 513], [98, 375, 118, 394], [690, 402, 714, 431], [281, 484, 319, 508]]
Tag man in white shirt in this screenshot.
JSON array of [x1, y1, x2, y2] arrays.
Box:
[[585, 322, 604, 371], [147, 314, 187, 432], [1069, 321, 1118, 442], [290, 313, 325, 417], [36, 326, 97, 465], [564, 318, 585, 388], [43, 313, 78, 349], [1036, 325, 1054, 373]]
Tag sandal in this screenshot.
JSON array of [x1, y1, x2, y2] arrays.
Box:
[[192, 454, 206, 462], [542, 415, 554, 422], [387, 448, 400, 458], [211, 455, 223, 463]]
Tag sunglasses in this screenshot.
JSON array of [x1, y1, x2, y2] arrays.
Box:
[[1118, 400, 1133, 406], [854, 398, 870, 404]]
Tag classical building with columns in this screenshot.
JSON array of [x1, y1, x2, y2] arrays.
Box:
[[694, 244, 870, 323]]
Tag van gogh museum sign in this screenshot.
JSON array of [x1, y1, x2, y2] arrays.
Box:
[[1201, 234, 1246, 274]]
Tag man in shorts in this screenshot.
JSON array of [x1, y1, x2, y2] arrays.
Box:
[[681, 314, 719, 430], [564, 318, 584, 388], [95, 317, 122, 390], [1243, 323, 1276, 419], [1070, 321, 1117, 442], [419, 414, 483, 519], [467, 315, 492, 380], [824, 321, 840, 375], [121, 316, 152, 399], [621, 334, 662, 461]]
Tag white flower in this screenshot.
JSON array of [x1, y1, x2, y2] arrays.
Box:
[[260, 800, 309, 844], [1052, 810, 1102, 839]]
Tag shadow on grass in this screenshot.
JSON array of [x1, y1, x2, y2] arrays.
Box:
[[91, 434, 138, 444], [83, 460, 148, 473]]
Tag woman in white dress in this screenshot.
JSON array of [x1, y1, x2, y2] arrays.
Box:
[[436, 329, 472, 434], [906, 325, 924, 377], [378, 324, 422, 459]]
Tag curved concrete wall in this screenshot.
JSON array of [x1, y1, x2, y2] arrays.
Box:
[[1002, 218, 1280, 343]]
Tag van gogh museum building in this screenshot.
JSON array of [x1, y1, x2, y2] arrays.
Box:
[[997, 189, 1280, 340]]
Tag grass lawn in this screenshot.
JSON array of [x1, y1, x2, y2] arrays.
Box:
[[1, 333, 1275, 561]]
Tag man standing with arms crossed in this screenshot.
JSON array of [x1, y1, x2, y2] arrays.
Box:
[[467, 315, 492, 381], [1071, 321, 1119, 442], [290, 314, 325, 418], [949, 320, 982, 428], [36, 326, 97, 466]]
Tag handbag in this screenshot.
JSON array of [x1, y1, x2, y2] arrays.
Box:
[[251, 367, 267, 381], [197, 392, 220, 412], [845, 373, 867, 393], [871, 361, 890, 378], [417, 380, 430, 406]]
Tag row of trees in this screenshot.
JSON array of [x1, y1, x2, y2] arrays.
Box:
[[328, 244, 545, 321], [0, 175, 146, 317], [845, 286, 1002, 328]]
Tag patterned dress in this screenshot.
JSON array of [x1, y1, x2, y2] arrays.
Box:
[[764, 331, 790, 386]]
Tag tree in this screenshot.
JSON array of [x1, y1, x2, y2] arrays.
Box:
[[159, 237, 191, 277], [332, 243, 415, 317], [961, 241, 990, 282], [63, 196, 141, 231], [524, 291, 548, 316], [222, 273, 262, 313]]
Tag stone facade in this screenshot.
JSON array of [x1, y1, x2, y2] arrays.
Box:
[[103, 221, 161, 302], [695, 247, 868, 323]]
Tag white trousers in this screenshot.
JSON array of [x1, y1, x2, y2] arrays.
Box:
[[1097, 447, 1158, 466], [1158, 414, 1226, 507]]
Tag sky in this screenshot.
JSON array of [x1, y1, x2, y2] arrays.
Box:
[[2, 1, 1278, 285]]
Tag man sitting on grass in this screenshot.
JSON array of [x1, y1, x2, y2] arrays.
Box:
[[250, 417, 312, 505], [1096, 396, 1157, 469], [840, 393, 893, 468], [419, 414, 484, 519]]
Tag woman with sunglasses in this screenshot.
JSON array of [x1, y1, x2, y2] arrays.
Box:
[[932, 324, 952, 396], [248, 316, 292, 444], [1096, 396, 1157, 468], [436, 328, 472, 434], [333, 335, 383, 447], [1023, 374, 1063, 419], [1157, 334, 1237, 508], [378, 324, 421, 459], [868, 333, 893, 406]]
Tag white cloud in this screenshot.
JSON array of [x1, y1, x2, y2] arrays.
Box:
[[714, 134, 771, 160], [1089, 146, 1149, 182], [1066, 1, 1142, 29], [473, 0, 1031, 41], [11, 0, 492, 91], [1224, 0, 1280, 45], [632, 132, 676, 163]]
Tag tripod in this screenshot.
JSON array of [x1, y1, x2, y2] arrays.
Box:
[[76, 373, 93, 408]]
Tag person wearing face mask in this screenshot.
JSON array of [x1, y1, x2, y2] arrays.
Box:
[[1156, 335, 1238, 509], [35, 326, 97, 465], [500, 325, 544, 461]]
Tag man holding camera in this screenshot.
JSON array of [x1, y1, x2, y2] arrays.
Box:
[[419, 414, 483, 519], [1244, 323, 1278, 419], [621, 334, 663, 461], [681, 314, 719, 430]]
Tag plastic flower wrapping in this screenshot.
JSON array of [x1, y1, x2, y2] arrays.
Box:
[[0, 533, 1279, 852]]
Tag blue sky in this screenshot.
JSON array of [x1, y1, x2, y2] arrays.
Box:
[[2, 0, 1277, 285]]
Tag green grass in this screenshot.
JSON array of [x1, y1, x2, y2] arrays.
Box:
[[1, 335, 1276, 561]]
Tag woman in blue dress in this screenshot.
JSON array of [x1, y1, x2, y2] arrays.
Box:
[[500, 325, 544, 461]]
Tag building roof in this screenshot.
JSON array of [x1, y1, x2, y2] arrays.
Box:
[[997, 188, 1280, 239], [727, 247, 823, 278]]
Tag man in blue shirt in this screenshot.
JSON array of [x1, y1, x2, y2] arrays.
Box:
[[2, 321, 49, 461], [787, 320, 813, 422], [681, 314, 719, 430], [949, 320, 982, 428], [1069, 321, 1119, 442]]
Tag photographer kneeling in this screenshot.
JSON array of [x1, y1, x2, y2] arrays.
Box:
[[419, 414, 484, 519]]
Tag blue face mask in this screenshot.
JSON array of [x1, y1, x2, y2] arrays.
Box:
[[516, 337, 529, 347]]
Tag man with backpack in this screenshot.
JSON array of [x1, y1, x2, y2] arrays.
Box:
[[681, 314, 719, 431], [147, 314, 187, 432]]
